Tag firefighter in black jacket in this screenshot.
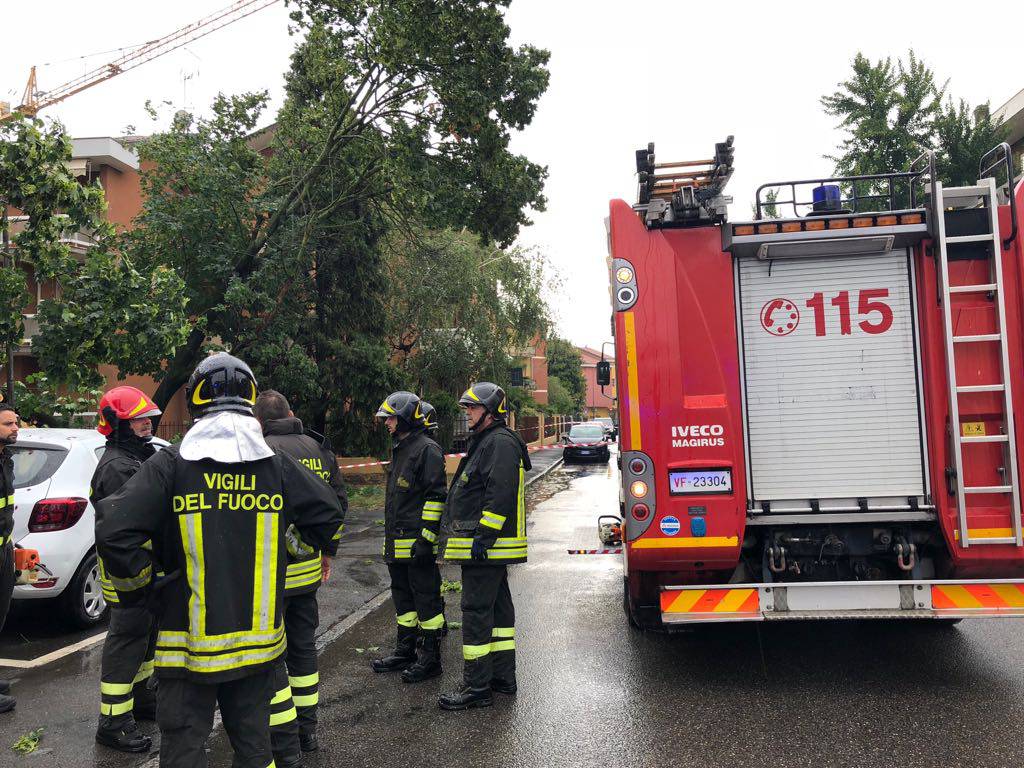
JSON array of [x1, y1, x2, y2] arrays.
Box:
[[371, 391, 448, 683], [0, 403, 19, 716], [438, 382, 531, 711], [254, 389, 348, 762], [92, 386, 163, 752], [97, 354, 343, 768]]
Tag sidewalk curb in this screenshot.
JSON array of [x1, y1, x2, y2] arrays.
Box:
[[525, 449, 564, 488]]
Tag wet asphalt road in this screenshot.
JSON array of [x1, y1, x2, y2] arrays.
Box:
[[8, 447, 1024, 766], [212, 451, 1024, 768], [0, 448, 563, 765]]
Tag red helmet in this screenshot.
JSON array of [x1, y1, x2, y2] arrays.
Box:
[[97, 386, 162, 436]]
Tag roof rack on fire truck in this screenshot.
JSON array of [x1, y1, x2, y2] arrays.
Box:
[[723, 150, 937, 259], [634, 137, 735, 228]]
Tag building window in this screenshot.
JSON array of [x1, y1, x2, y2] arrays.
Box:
[[509, 367, 524, 387]]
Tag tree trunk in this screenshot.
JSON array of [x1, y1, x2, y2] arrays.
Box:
[[150, 327, 206, 426]]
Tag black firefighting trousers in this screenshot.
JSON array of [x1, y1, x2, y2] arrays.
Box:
[[387, 560, 444, 651], [157, 671, 273, 768], [460, 564, 515, 689], [0, 542, 13, 635], [269, 590, 320, 752], [99, 604, 157, 722]]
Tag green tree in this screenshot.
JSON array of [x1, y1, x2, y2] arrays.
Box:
[[35, 0, 552, 456], [822, 50, 1007, 196], [934, 99, 1009, 186], [0, 117, 109, 401], [822, 51, 944, 178], [545, 337, 585, 414], [546, 375, 575, 417]]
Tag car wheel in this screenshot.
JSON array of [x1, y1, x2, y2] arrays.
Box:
[[60, 550, 108, 629]]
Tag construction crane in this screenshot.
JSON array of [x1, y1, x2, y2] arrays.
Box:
[[0, 0, 279, 124]]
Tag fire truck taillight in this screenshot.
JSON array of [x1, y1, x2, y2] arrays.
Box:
[[630, 481, 649, 498], [615, 267, 634, 283], [628, 458, 647, 475], [616, 286, 636, 305], [631, 503, 651, 522]]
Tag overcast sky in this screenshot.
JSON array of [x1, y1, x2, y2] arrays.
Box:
[[3, 1, 1022, 351]]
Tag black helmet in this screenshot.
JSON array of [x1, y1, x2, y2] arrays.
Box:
[[376, 391, 425, 432], [420, 401, 438, 432], [459, 382, 508, 422], [186, 353, 258, 419]]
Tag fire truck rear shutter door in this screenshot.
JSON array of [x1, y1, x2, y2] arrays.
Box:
[[738, 251, 925, 503]]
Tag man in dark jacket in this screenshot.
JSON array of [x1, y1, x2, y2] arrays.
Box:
[[92, 386, 163, 752], [438, 382, 531, 711], [371, 391, 448, 683], [0, 403, 19, 715], [254, 390, 348, 761], [97, 354, 344, 768]]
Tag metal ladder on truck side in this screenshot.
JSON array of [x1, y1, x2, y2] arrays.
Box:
[[934, 168, 1022, 547]]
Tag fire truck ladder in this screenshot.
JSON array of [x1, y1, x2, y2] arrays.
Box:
[[934, 156, 1022, 547]]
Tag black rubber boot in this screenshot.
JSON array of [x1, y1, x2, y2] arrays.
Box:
[[401, 633, 442, 683], [371, 627, 417, 673], [438, 686, 493, 711], [0, 679, 11, 696], [490, 677, 518, 695], [95, 715, 152, 753], [274, 751, 303, 767], [0, 693, 14, 714], [133, 680, 157, 721], [299, 732, 319, 753]]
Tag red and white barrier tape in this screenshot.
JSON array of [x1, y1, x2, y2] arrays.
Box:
[[567, 547, 622, 555], [339, 440, 589, 470]]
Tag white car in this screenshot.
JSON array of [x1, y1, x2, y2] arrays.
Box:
[[10, 428, 168, 628]]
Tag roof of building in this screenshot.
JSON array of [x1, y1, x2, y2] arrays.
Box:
[[71, 137, 139, 173], [993, 86, 1024, 146]]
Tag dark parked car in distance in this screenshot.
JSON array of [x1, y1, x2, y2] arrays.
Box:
[[562, 423, 610, 462], [594, 416, 617, 441]]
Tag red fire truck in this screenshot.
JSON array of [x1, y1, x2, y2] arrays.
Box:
[[608, 137, 1024, 629]]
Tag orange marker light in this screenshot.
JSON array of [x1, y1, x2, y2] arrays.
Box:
[[733, 225, 755, 236], [852, 217, 874, 228], [876, 215, 897, 226], [781, 222, 801, 233], [756, 223, 780, 235], [805, 220, 826, 231], [900, 213, 923, 225], [828, 219, 850, 229]]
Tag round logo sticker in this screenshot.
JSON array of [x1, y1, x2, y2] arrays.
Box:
[[760, 297, 800, 336], [660, 516, 681, 536]]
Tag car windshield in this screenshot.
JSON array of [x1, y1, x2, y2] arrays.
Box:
[[569, 425, 603, 439], [9, 444, 69, 489]]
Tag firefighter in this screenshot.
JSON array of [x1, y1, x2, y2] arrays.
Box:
[[438, 382, 530, 711], [92, 386, 163, 752], [97, 353, 343, 768], [0, 403, 18, 715], [371, 391, 448, 683], [254, 389, 348, 761], [420, 401, 438, 434]]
